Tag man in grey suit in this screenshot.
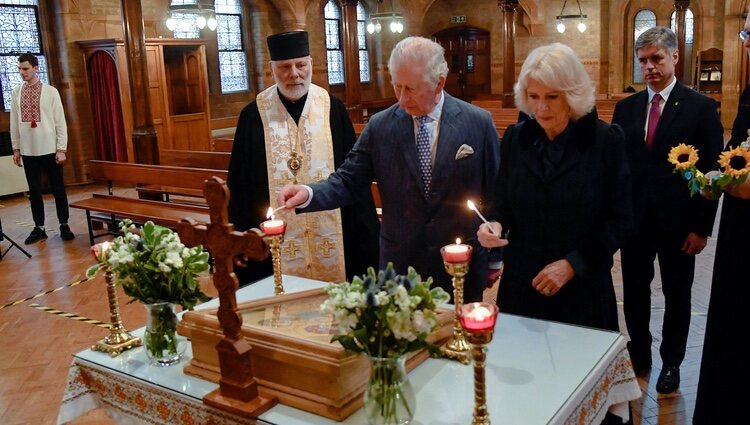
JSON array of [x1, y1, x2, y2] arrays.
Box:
[[278, 36, 500, 302]]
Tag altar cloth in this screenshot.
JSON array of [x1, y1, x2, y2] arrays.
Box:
[[57, 275, 640, 424]]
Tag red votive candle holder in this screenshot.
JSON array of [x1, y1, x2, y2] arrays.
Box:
[[260, 219, 286, 236], [459, 302, 498, 333], [441, 238, 473, 263], [90, 241, 111, 261]]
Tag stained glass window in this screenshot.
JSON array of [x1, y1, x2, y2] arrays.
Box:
[[171, 0, 200, 39], [357, 2, 370, 83], [633, 9, 657, 84], [0, 1, 48, 111], [324, 1, 343, 85], [216, 0, 248, 93], [671, 9, 694, 83]]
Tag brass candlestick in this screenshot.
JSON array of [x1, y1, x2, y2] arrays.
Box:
[[459, 302, 499, 425], [92, 267, 142, 357], [466, 329, 494, 425], [265, 234, 285, 295], [441, 260, 472, 364]]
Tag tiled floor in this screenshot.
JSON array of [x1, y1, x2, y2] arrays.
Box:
[[0, 184, 720, 424]]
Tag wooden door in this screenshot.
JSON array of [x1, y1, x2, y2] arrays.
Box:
[[433, 27, 491, 101]]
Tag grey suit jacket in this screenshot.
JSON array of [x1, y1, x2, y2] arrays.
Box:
[[305, 92, 500, 301]]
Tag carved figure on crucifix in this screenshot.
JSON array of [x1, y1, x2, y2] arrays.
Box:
[[177, 176, 277, 417]]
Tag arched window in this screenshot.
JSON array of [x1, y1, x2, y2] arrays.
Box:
[[324, 0, 343, 85], [216, 0, 248, 93], [0, 0, 48, 110], [671, 8, 694, 83], [633, 9, 657, 84], [356, 2, 370, 83]]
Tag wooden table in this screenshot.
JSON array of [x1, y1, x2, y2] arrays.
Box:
[[57, 276, 640, 425]]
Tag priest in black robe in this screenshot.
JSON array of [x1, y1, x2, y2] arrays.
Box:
[[227, 31, 379, 285]]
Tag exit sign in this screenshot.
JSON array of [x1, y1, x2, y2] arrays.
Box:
[[450, 15, 466, 24]]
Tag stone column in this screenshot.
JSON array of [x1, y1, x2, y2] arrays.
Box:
[[674, 0, 690, 83], [341, 0, 363, 123], [120, 0, 158, 164], [499, 0, 518, 108]]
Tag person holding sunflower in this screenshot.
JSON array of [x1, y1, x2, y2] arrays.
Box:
[[611, 26, 724, 395], [693, 8, 750, 423]]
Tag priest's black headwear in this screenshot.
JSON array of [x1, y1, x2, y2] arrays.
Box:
[[267, 31, 310, 61]]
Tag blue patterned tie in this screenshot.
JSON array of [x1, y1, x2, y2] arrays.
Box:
[[416, 115, 432, 199]]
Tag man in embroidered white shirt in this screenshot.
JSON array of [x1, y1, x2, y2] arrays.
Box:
[[10, 53, 74, 244]]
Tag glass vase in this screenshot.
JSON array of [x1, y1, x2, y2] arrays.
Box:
[[143, 302, 186, 366], [363, 356, 416, 425]]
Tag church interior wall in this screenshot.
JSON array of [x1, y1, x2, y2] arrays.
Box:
[[1, 0, 747, 186]]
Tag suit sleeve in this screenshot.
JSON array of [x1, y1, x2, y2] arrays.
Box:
[[306, 120, 375, 211], [564, 124, 633, 278], [690, 97, 724, 237]]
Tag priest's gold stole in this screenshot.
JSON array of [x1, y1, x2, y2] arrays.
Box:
[[178, 288, 454, 421]]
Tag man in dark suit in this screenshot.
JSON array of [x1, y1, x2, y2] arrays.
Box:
[[612, 26, 723, 394], [278, 36, 500, 302]]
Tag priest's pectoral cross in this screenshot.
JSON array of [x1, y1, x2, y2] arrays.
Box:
[[177, 176, 277, 417]]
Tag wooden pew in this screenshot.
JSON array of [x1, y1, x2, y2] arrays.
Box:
[[160, 149, 231, 170], [212, 137, 233, 152], [71, 160, 227, 245]]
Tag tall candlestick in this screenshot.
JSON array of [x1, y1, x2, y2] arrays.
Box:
[[261, 207, 287, 295], [90, 242, 142, 357], [459, 302, 499, 425], [440, 239, 473, 364]]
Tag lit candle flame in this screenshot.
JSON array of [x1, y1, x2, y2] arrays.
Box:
[[267, 205, 285, 220], [473, 305, 491, 321], [455, 238, 461, 245], [467, 199, 498, 236]]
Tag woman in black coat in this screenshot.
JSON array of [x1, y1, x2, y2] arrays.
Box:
[[477, 43, 633, 331]]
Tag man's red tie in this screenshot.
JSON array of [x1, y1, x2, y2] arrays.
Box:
[[646, 93, 662, 150]]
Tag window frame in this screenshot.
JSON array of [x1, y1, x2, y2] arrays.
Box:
[[0, 1, 48, 112], [215, 0, 249, 94], [356, 2, 370, 83], [324, 0, 344, 86]]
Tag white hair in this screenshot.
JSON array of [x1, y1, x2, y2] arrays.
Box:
[[514, 43, 595, 120], [388, 36, 448, 89]]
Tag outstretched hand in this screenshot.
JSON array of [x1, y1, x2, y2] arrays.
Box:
[[277, 184, 310, 209]]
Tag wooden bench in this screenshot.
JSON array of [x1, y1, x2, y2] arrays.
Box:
[[71, 160, 227, 245], [160, 149, 231, 170], [211, 137, 233, 152]]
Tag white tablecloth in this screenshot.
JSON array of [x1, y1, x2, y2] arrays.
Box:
[[58, 275, 640, 425]]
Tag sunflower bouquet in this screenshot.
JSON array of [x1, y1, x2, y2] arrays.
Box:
[[668, 138, 750, 198]]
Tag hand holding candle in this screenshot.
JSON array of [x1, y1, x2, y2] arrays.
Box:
[[441, 238, 473, 263], [261, 207, 287, 236]]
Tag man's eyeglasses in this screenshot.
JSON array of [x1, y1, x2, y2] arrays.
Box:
[[740, 29, 750, 42]]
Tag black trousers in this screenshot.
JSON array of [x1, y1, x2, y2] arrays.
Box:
[[21, 153, 69, 227], [621, 213, 695, 368]]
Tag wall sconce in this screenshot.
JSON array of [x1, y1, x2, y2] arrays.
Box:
[[556, 0, 587, 34], [165, 1, 217, 32], [366, 0, 404, 34]]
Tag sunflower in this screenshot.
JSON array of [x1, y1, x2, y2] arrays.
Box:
[[668, 144, 700, 170], [718, 147, 750, 178]]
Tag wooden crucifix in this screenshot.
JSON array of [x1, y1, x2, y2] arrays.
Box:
[[177, 176, 277, 418]]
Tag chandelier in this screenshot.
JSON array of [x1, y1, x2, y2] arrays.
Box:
[[556, 0, 587, 34], [366, 0, 404, 34], [165, 1, 217, 32]]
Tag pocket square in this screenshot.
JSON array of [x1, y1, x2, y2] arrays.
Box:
[[455, 144, 474, 160]]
